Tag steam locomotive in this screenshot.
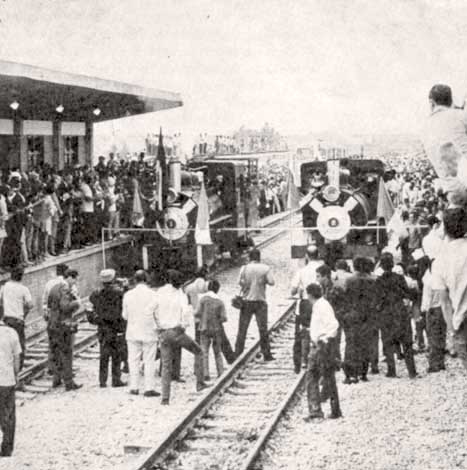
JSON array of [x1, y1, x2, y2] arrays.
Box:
[[291, 158, 388, 264], [140, 156, 259, 282]]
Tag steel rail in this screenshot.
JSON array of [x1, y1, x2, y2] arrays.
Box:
[[239, 370, 306, 470], [18, 211, 297, 389], [126, 302, 296, 470]]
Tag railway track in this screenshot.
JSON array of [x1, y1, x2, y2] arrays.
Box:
[[18, 210, 301, 396], [126, 303, 305, 470]]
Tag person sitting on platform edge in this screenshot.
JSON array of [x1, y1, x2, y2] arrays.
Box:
[[195, 279, 227, 381], [154, 269, 208, 405], [304, 283, 342, 421], [235, 248, 275, 361], [89, 269, 127, 388], [47, 269, 82, 391]]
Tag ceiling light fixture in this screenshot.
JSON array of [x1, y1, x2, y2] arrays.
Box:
[[9, 101, 19, 111], [56, 104, 64, 113], [93, 107, 101, 116]]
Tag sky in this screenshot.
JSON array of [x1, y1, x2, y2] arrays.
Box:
[[0, 0, 467, 149]]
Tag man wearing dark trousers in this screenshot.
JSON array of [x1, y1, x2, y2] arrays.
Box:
[[304, 283, 342, 421], [0, 308, 21, 457], [154, 270, 208, 405], [47, 269, 82, 391], [376, 253, 417, 379], [235, 249, 275, 360], [90, 269, 126, 388]]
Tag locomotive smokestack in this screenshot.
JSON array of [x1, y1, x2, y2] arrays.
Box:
[[169, 158, 182, 193]]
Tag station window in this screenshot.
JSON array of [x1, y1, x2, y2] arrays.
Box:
[[27, 136, 44, 169], [64, 136, 79, 166]]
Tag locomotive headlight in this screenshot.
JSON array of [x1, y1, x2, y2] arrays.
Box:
[[156, 207, 190, 241], [322, 185, 340, 203], [316, 206, 351, 241]]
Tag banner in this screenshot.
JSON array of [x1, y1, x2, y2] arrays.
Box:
[[195, 180, 212, 245]]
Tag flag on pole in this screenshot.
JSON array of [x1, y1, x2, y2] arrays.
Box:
[[286, 169, 301, 211], [131, 179, 145, 227], [376, 177, 395, 222], [195, 180, 212, 245], [157, 128, 169, 210]]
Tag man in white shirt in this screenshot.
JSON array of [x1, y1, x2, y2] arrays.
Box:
[[122, 270, 160, 396], [290, 245, 324, 298], [0, 308, 21, 456], [432, 207, 467, 371], [0, 266, 33, 370], [154, 270, 207, 405], [422, 216, 443, 260], [291, 245, 324, 371], [421, 84, 467, 190], [304, 283, 341, 421]]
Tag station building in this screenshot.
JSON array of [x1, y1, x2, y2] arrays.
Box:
[[0, 60, 182, 171], [0, 60, 182, 320]]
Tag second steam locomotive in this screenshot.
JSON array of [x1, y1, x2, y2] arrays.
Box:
[[292, 158, 389, 264]]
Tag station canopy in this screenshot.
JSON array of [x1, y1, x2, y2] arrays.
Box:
[[0, 60, 183, 122]]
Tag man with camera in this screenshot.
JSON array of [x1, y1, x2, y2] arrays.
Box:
[[47, 269, 82, 391]]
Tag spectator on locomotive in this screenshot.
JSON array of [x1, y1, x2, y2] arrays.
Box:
[[432, 207, 467, 371], [422, 84, 467, 188]]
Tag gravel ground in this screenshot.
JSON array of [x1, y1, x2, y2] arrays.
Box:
[[4, 233, 297, 470], [259, 353, 467, 470]]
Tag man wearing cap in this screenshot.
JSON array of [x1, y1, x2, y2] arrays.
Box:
[[90, 269, 126, 388]]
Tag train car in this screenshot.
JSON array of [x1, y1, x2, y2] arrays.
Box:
[[142, 156, 259, 282], [292, 158, 388, 264]]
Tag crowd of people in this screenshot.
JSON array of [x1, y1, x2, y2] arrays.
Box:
[[2, 82, 467, 454], [0, 153, 165, 272]]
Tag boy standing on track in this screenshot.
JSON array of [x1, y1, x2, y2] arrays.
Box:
[[0, 307, 21, 456], [195, 279, 227, 381], [304, 283, 342, 421]]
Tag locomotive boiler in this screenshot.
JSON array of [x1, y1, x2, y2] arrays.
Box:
[[292, 158, 388, 264]]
